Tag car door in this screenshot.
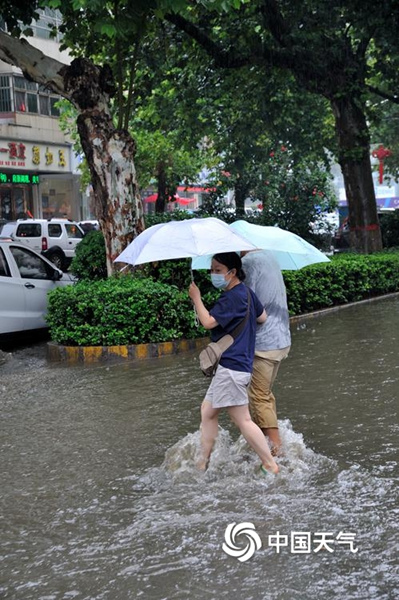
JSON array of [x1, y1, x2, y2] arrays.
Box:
[[0, 246, 26, 334], [8, 245, 59, 331]]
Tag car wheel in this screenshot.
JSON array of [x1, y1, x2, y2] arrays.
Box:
[[48, 251, 65, 271]]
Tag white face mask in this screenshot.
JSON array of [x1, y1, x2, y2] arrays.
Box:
[[210, 269, 232, 289]]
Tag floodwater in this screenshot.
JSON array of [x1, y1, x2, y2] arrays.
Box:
[[1, 296, 398, 600]]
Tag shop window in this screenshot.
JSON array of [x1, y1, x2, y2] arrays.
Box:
[[14, 190, 25, 219]]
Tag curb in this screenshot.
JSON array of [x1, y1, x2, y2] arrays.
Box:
[[47, 291, 399, 364], [289, 291, 399, 325], [47, 337, 210, 364]]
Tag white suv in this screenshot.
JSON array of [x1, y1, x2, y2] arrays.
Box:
[[0, 218, 85, 271]]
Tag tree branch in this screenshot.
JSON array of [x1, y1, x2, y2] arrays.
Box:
[[260, 0, 292, 48], [166, 10, 316, 81], [165, 13, 261, 68], [367, 84, 399, 104], [0, 31, 67, 96]]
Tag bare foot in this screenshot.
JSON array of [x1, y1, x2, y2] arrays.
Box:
[[196, 456, 210, 472], [271, 445, 284, 458], [260, 463, 279, 476]]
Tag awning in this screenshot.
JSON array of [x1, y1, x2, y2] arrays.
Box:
[[144, 193, 195, 204]]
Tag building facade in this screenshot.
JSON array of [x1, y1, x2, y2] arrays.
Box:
[[0, 9, 82, 224]]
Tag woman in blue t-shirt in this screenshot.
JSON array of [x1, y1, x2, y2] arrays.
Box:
[[189, 252, 279, 476]]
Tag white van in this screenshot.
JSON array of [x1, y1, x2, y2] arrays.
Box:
[[0, 218, 85, 270]]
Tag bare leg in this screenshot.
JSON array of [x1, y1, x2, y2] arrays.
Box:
[[198, 400, 221, 470], [262, 427, 282, 456], [228, 405, 279, 474]]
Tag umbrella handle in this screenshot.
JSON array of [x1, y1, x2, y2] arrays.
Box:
[[190, 268, 200, 327]]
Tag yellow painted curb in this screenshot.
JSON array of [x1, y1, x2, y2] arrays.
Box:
[[47, 291, 399, 364], [47, 336, 210, 364]]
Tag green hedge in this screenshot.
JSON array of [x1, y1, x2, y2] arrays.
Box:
[[46, 276, 207, 346], [47, 251, 399, 346], [70, 230, 107, 280], [284, 252, 399, 315]]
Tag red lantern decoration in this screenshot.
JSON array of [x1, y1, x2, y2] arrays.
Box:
[[371, 144, 392, 184]]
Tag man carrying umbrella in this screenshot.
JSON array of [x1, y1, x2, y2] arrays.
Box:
[[241, 249, 291, 455]]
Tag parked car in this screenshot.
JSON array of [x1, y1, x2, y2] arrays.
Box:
[[0, 218, 85, 271], [333, 217, 351, 252], [78, 219, 100, 233], [0, 239, 75, 337]]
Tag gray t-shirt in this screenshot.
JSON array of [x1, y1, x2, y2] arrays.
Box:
[[242, 250, 291, 351]]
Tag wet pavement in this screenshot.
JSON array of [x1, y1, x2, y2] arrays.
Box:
[[1, 296, 398, 599]]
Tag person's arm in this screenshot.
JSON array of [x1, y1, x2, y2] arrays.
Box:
[[189, 282, 219, 329], [257, 309, 267, 324]]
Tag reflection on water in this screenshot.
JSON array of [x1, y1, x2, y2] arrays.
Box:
[[1, 296, 398, 599]]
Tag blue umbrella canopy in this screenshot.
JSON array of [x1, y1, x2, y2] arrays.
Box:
[[191, 221, 330, 270]]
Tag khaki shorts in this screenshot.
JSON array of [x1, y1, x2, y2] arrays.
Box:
[[205, 364, 251, 409]]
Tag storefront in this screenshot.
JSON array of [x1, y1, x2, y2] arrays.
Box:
[[0, 139, 80, 222]]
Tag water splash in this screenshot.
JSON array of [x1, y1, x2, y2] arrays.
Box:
[[160, 419, 337, 486]]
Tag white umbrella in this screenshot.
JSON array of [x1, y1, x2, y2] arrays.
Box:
[[191, 220, 330, 270], [114, 217, 257, 266]]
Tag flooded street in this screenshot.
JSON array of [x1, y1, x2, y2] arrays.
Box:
[[1, 296, 398, 599]]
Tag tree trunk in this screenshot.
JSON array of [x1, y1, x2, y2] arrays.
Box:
[[66, 58, 145, 275], [331, 96, 382, 253], [0, 33, 145, 276], [234, 176, 249, 217], [155, 161, 167, 213]]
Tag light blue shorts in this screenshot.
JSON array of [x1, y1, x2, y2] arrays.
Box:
[[205, 364, 251, 409]]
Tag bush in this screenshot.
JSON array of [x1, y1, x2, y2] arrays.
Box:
[[70, 230, 107, 280], [46, 276, 207, 346], [283, 251, 399, 315], [379, 211, 399, 248], [48, 248, 399, 347]]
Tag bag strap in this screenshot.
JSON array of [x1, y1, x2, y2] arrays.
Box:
[[230, 288, 251, 339]]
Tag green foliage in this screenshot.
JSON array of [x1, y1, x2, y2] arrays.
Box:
[[46, 276, 205, 346], [48, 248, 399, 347], [283, 252, 399, 316], [379, 211, 399, 248], [144, 209, 195, 227], [70, 230, 107, 280], [0, 0, 40, 34]]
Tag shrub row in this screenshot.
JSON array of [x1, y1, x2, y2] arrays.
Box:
[[48, 251, 399, 346], [46, 277, 207, 346], [284, 251, 399, 315]]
